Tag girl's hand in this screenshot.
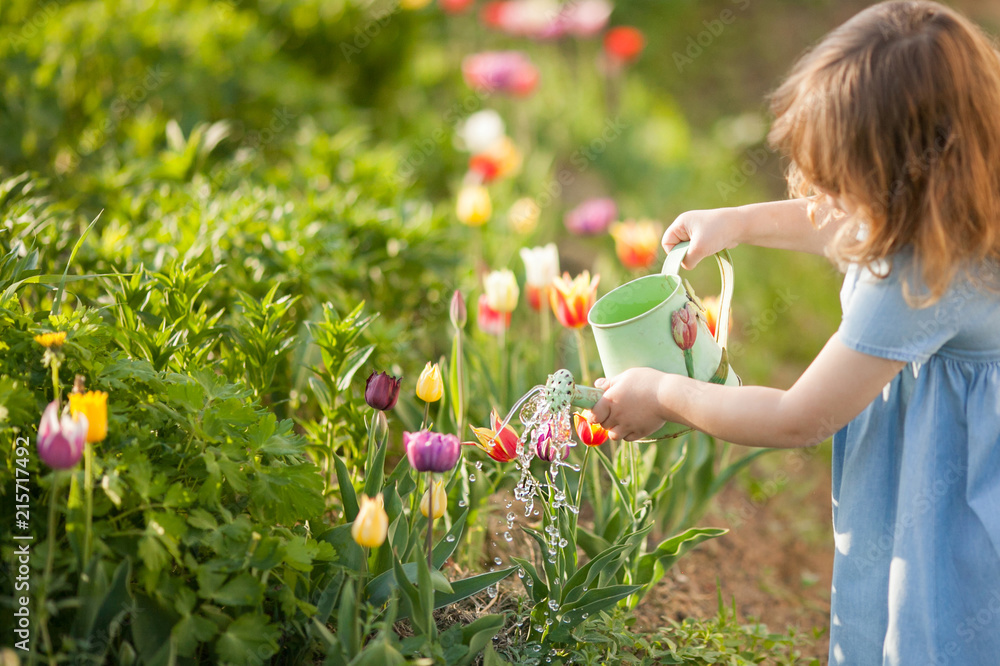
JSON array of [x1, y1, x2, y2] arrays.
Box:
[[662, 208, 744, 269], [590, 368, 676, 442]]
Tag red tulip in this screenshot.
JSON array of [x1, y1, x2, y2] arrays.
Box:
[[440, 0, 474, 13], [549, 271, 600, 329], [465, 409, 521, 462], [574, 410, 609, 447], [604, 27, 646, 64]]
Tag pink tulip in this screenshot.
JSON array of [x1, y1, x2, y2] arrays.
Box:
[[462, 51, 539, 97], [37, 401, 87, 470], [564, 198, 618, 235]]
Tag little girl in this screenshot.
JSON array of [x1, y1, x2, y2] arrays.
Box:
[[590, 2, 1000, 664]]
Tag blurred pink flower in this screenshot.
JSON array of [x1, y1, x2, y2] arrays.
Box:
[[477, 294, 511, 336], [462, 51, 539, 97], [37, 401, 87, 470], [564, 198, 618, 235], [561, 0, 612, 36], [480, 0, 610, 39]]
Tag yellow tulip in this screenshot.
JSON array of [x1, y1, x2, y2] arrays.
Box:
[[508, 197, 539, 235], [416, 362, 444, 403], [420, 481, 447, 520], [352, 494, 388, 547], [457, 185, 492, 226], [69, 390, 108, 444]]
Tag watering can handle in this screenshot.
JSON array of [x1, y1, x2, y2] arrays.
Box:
[[662, 242, 734, 349]]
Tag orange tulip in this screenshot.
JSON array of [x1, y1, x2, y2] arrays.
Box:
[[610, 220, 660, 270], [549, 271, 600, 329], [700, 296, 732, 339], [574, 410, 609, 447], [464, 409, 520, 462]]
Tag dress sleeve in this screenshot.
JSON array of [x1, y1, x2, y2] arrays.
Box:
[[837, 255, 964, 363]]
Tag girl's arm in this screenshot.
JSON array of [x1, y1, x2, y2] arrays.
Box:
[[590, 334, 905, 448], [663, 198, 846, 269]]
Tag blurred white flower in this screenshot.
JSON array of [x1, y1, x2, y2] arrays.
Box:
[[484, 269, 520, 313], [457, 110, 506, 153]]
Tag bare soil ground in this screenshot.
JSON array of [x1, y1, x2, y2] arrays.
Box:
[[633, 446, 835, 662]]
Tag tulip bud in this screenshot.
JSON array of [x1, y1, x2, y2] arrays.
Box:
[[33, 331, 67, 348], [365, 371, 402, 411], [420, 481, 447, 520], [416, 362, 444, 403], [37, 401, 87, 470], [671, 303, 698, 351], [69, 389, 108, 444], [405, 430, 462, 473], [450, 290, 467, 330], [352, 494, 389, 548]]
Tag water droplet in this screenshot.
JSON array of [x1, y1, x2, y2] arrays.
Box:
[[445, 534, 456, 542], [507, 512, 516, 522], [517, 567, 525, 578], [548, 599, 559, 611], [558, 538, 568, 548], [487, 584, 498, 598], [476, 461, 483, 470], [494, 556, 503, 565], [581, 613, 589, 619], [503, 531, 513, 542], [458, 499, 467, 507], [469, 473, 476, 481]]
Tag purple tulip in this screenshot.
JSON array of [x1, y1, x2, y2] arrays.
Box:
[[405, 430, 462, 473], [365, 371, 401, 411], [534, 423, 560, 462], [37, 401, 87, 470], [564, 198, 618, 235]]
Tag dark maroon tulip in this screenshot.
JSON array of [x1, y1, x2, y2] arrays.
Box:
[[405, 430, 462, 473], [365, 371, 401, 411]]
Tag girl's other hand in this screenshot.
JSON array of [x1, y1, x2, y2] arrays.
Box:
[[662, 208, 744, 269]]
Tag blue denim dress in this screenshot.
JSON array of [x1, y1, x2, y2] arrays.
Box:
[[830, 251, 1000, 665]]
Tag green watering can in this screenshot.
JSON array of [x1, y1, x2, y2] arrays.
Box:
[[567, 241, 740, 442]]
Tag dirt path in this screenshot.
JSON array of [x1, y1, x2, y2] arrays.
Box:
[[633, 445, 835, 661]]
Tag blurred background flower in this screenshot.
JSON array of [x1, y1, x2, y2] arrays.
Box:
[[564, 198, 618, 235], [520, 243, 560, 311], [610, 219, 661, 270], [462, 51, 539, 97]]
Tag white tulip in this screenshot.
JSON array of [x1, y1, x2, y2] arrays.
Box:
[[484, 269, 520, 314], [457, 110, 506, 154], [519, 243, 560, 288]]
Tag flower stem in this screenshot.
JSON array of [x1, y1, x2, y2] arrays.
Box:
[[40, 471, 62, 665], [50, 358, 61, 405], [541, 307, 551, 373], [572, 446, 592, 533], [83, 443, 94, 565], [421, 401, 430, 431], [574, 328, 591, 386], [426, 473, 434, 569], [629, 440, 640, 516], [456, 330, 465, 438], [499, 321, 508, 408]]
